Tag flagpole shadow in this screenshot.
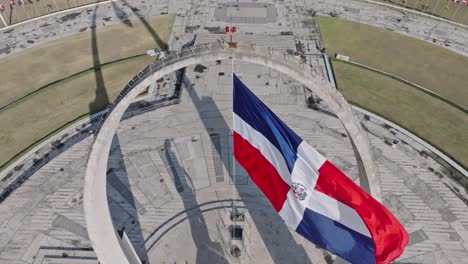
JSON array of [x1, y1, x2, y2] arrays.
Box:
[[88, 6, 109, 114], [159, 139, 229, 263], [89, 5, 148, 262], [181, 71, 313, 264], [117, 0, 168, 50], [107, 135, 149, 263], [8, 5, 12, 25]]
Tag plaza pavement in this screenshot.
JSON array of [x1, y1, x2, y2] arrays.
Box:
[[0, 0, 467, 263], [2, 54, 468, 263]]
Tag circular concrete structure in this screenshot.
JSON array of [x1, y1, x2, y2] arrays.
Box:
[[84, 42, 381, 264], [0, 1, 467, 263]]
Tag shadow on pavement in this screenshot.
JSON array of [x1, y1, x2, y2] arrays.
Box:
[[111, 1, 134, 27], [107, 135, 150, 263], [158, 138, 229, 263], [89, 5, 109, 114], [118, 0, 168, 50], [181, 70, 313, 264]]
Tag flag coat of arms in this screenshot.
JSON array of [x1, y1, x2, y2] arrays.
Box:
[[232, 74, 408, 264]]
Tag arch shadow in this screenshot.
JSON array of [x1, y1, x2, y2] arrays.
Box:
[[84, 43, 380, 264]]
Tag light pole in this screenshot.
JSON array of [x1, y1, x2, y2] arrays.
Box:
[[0, 5, 7, 27]]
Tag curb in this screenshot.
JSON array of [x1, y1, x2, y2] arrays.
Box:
[[0, 110, 105, 180], [352, 105, 468, 178], [323, 55, 468, 177]]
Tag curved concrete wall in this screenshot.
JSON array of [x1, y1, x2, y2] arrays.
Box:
[[84, 42, 380, 264]]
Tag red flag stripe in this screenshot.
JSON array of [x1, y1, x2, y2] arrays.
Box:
[[314, 161, 409, 264], [234, 132, 291, 212]]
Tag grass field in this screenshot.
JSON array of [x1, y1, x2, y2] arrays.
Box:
[[332, 61, 468, 168], [0, 14, 175, 108], [318, 16, 468, 108], [0, 14, 174, 167], [0, 56, 154, 166]]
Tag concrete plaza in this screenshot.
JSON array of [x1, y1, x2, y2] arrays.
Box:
[[0, 0, 467, 263]]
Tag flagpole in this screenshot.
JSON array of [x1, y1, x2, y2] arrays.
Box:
[[231, 56, 236, 247]]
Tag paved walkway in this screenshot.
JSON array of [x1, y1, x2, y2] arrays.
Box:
[[0, 0, 467, 264], [2, 55, 467, 263], [1, 0, 468, 59]]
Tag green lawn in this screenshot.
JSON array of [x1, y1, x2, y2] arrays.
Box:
[[0, 55, 156, 167], [318, 16, 468, 108], [0, 14, 175, 108], [0, 15, 174, 168], [333, 61, 468, 168]]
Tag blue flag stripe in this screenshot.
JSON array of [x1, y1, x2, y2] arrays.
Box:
[[296, 208, 376, 264], [233, 74, 302, 172]]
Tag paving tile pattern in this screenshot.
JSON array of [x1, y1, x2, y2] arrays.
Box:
[[0, 0, 467, 263]]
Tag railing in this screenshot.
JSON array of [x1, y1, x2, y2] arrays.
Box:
[[84, 40, 384, 264], [92, 42, 230, 136], [90, 41, 313, 153], [0, 112, 99, 202], [0, 43, 221, 202]]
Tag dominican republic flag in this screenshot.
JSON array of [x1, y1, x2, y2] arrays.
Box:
[[233, 74, 408, 264]]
